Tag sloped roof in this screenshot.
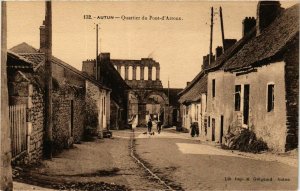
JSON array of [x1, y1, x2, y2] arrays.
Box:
[[7, 50, 35, 69], [223, 4, 299, 71], [179, 4, 299, 104], [9, 43, 110, 90], [10, 42, 39, 53], [179, 74, 207, 104], [178, 22, 255, 97]]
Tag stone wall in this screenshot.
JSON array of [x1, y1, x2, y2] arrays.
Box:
[[234, 62, 287, 152], [27, 87, 44, 163], [52, 93, 72, 154], [7, 71, 44, 164], [284, 40, 299, 151], [207, 71, 235, 143], [85, 80, 109, 136], [72, 95, 85, 143]]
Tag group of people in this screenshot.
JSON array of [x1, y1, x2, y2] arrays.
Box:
[[147, 118, 162, 135], [129, 114, 162, 135]]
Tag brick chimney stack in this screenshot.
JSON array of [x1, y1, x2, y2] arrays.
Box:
[[215, 46, 223, 58], [243, 17, 256, 37], [256, 1, 283, 36], [39, 20, 46, 52]]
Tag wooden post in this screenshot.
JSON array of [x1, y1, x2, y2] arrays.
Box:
[[219, 7, 225, 53], [209, 7, 214, 65], [44, 1, 53, 159], [1, 1, 13, 190]]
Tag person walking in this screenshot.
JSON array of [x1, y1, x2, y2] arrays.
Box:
[[157, 120, 162, 134], [147, 118, 152, 134]]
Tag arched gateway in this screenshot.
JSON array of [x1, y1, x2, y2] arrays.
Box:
[[111, 58, 170, 127]]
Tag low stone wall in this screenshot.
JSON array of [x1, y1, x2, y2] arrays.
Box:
[[284, 41, 299, 151]]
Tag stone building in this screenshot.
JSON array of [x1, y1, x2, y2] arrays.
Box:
[[214, 2, 298, 151], [83, 53, 130, 130], [178, 72, 207, 133], [180, 2, 299, 152], [83, 54, 182, 128], [7, 22, 110, 162]]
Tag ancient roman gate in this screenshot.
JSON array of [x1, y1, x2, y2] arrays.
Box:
[[111, 58, 169, 127]]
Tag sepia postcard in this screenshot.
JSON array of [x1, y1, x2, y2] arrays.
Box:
[[1, 1, 299, 190]]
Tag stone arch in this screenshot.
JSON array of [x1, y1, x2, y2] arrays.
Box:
[[145, 90, 169, 105], [144, 90, 169, 123]]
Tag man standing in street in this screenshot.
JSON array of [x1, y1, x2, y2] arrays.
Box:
[[147, 118, 152, 134], [157, 120, 162, 134]]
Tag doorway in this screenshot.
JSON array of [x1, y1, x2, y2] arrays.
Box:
[[212, 118, 215, 141], [243, 85, 250, 125], [220, 115, 224, 143]]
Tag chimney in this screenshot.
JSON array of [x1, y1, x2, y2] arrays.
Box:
[[224, 39, 237, 51], [215, 46, 223, 58], [39, 20, 46, 52], [243, 17, 256, 37], [82, 59, 96, 78], [202, 53, 215, 70], [256, 1, 283, 35], [202, 54, 209, 70]]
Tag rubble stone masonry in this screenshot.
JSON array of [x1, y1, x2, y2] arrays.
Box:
[[73, 95, 85, 143], [53, 93, 73, 153], [28, 87, 44, 163], [284, 40, 299, 151]]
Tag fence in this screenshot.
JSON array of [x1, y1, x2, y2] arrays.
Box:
[[9, 104, 27, 158]]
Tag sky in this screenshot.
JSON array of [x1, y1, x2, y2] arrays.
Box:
[[6, 1, 297, 88]]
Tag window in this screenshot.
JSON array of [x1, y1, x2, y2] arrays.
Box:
[[208, 116, 210, 127], [267, 84, 275, 112], [235, 85, 241, 111], [212, 79, 216, 98]]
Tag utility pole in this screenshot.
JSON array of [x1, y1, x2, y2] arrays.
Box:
[[209, 7, 214, 65], [219, 7, 225, 53], [95, 24, 99, 80], [44, 1, 53, 159], [1, 2, 13, 190]]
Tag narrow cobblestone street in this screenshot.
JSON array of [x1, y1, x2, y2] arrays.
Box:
[[14, 128, 297, 190]]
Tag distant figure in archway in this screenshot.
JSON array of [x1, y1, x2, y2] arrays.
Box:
[[147, 118, 152, 134], [132, 114, 138, 132]]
